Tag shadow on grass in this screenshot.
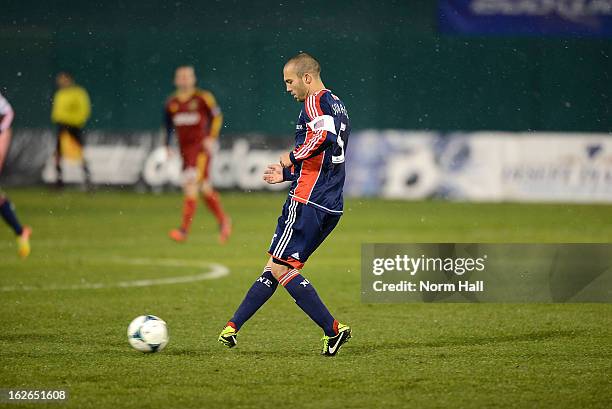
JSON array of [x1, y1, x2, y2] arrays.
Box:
[[345, 329, 584, 356], [164, 347, 314, 358]]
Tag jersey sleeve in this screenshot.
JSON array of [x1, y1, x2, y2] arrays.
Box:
[[289, 93, 337, 165], [200, 90, 223, 139], [282, 165, 297, 181]]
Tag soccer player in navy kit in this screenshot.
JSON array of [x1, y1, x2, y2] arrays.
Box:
[[219, 53, 352, 356]]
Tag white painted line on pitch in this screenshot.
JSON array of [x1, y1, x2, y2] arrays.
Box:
[[0, 257, 229, 292]]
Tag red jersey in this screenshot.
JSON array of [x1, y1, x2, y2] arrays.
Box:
[[164, 89, 222, 147]]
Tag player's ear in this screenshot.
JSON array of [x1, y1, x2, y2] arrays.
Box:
[[303, 73, 312, 84]]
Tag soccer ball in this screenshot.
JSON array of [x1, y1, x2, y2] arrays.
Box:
[[127, 315, 169, 353]]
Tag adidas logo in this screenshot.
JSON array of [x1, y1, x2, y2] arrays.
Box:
[[291, 252, 300, 260]]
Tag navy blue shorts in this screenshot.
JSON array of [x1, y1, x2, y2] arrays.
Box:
[[268, 199, 341, 269]]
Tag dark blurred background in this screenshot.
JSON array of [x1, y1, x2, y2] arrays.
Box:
[[1, 0, 610, 134]]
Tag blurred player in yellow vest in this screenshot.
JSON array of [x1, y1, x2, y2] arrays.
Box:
[[51, 72, 92, 189]]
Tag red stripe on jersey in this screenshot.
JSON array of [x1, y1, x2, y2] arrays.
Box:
[[304, 89, 327, 120], [305, 95, 315, 120], [293, 151, 325, 202]]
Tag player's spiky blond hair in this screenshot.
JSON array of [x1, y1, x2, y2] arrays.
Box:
[[286, 53, 321, 78]]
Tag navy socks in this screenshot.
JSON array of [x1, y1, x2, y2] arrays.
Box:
[[227, 266, 338, 337], [279, 269, 337, 337], [0, 197, 23, 236], [229, 267, 278, 330]]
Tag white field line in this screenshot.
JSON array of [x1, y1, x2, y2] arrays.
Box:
[[0, 257, 229, 292]]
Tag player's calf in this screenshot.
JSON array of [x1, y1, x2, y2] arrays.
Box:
[[218, 266, 279, 348], [274, 263, 339, 339]]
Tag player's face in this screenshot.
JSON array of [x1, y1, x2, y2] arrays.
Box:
[[56, 74, 72, 88], [174, 67, 197, 92], [283, 64, 308, 102]]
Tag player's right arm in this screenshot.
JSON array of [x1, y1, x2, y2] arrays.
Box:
[[163, 103, 174, 148], [50, 91, 60, 124], [282, 165, 296, 181]]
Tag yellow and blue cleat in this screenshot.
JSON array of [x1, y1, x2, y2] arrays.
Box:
[[218, 325, 238, 348], [321, 323, 351, 356]]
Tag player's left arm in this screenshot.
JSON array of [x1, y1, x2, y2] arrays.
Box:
[[163, 106, 174, 148], [200, 91, 223, 139], [71, 87, 91, 127], [80, 88, 91, 125]]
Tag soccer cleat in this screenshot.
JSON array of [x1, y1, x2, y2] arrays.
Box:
[[169, 228, 188, 242], [321, 323, 351, 356], [17, 226, 32, 259], [219, 217, 232, 244], [218, 325, 238, 348]]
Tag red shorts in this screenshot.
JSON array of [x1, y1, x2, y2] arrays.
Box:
[[180, 143, 210, 182]]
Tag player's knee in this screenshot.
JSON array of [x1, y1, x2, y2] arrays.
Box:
[[182, 167, 198, 184], [200, 182, 213, 196], [268, 260, 290, 281], [183, 182, 198, 198]]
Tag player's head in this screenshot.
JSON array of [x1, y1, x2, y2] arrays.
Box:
[[283, 53, 322, 102], [174, 66, 197, 92], [56, 72, 74, 88]]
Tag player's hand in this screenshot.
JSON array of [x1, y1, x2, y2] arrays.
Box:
[[263, 164, 284, 184], [280, 152, 292, 168], [203, 138, 217, 154]]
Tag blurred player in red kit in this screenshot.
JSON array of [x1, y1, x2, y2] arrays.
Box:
[[164, 66, 231, 243]]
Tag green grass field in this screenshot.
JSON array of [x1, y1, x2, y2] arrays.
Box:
[[1, 188, 611, 408]]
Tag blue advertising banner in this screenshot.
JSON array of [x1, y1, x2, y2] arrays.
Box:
[[438, 0, 612, 37], [343, 130, 612, 203]]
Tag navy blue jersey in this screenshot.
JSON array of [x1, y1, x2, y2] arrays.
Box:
[[282, 89, 350, 215]]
